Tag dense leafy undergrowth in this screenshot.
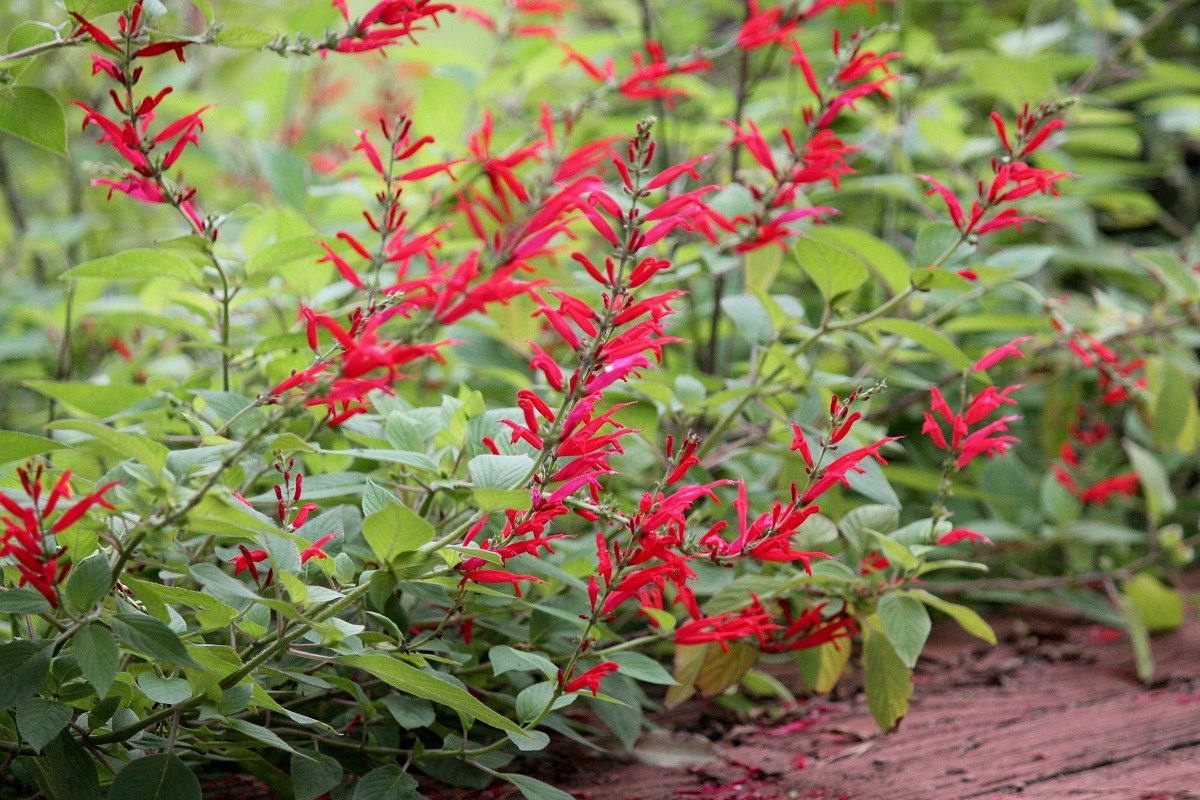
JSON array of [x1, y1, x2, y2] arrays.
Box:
[[0, 0, 1198, 797]]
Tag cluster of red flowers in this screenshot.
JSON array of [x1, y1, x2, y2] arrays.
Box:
[[272, 113, 557, 423], [1050, 324, 1145, 506], [271, 305, 452, 425], [0, 465, 118, 606], [230, 463, 338, 585], [721, 28, 897, 251], [561, 40, 713, 106], [436, 122, 881, 668], [921, 337, 1030, 472], [919, 103, 1072, 247], [330, 0, 456, 53], [72, 2, 209, 233], [459, 0, 575, 40]]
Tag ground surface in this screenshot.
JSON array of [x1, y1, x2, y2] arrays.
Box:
[[547, 606, 1200, 800], [194, 601, 1200, 800]]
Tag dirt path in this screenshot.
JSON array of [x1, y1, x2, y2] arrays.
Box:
[[554, 608, 1200, 800]]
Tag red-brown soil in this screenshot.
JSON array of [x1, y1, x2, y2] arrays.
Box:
[[551, 608, 1200, 800], [195, 602, 1200, 800]]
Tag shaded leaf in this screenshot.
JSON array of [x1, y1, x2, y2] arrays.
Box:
[[863, 629, 912, 732], [16, 697, 72, 753], [107, 753, 200, 800]]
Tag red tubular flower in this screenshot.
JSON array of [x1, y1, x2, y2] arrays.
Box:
[[674, 600, 780, 651], [70, 13, 121, 52], [736, 0, 800, 50], [762, 603, 858, 653], [231, 546, 268, 581], [301, 532, 340, 562], [1079, 474, 1140, 505], [799, 438, 901, 506], [562, 662, 619, 695], [937, 528, 994, 546], [790, 425, 815, 468], [457, 567, 546, 597]]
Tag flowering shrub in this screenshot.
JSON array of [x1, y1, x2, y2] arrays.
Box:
[[0, 0, 1196, 798]]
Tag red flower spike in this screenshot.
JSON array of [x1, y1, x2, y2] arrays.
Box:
[[974, 336, 1036, 372]]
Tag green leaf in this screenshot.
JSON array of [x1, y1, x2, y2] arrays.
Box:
[[473, 488, 533, 512], [515, 681, 555, 723], [61, 249, 202, 283], [75, 623, 120, 698], [254, 142, 308, 208], [50, 419, 168, 478], [190, 0, 215, 22], [215, 26, 278, 49], [320, 447, 438, 472], [1124, 439, 1177, 524], [0, 430, 66, 463], [353, 765, 420, 800], [16, 697, 72, 753], [695, 641, 759, 698], [806, 226, 909, 294], [507, 728, 552, 752], [793, 237, 868, 303], [904, 588, 996, 644], [112, 613, 201, 668], [743, 245, 783, 294], [44, 730, 102, 800], [1119, 593, 1155, 683], [867, 531, 918, 572], [0, 640, 51, 709], [719, 294, 774, 344], [840, 504, 899, 550], [489, 646, 558, 680], [1123, 572, 1184, 633], [844, 457, 902, 507], [136, 673, 192, 705], [607, 651, 678, 685], [0, 86, 66, 155], [65, 0, 132, 13], [362, 501, 435, 565], [795, 639, 851, 693], [227, 718, 302, 755], [362, 477, 399, 516], [665, 643, 708, 708], [54, 419, 164, 474], [868, 319, 974, 371], [878, 594, 932, 668], [107, 753, 201, 800], [0, 587, 52, 614], [505, 773, 577, 800], [65, 554, 113, 613], [337, 654, 528, 737], [862, 629, 912, 732], [385, 413, 425, 452], [23, 381, 153, 419], [245, 235, 323, 275], [6, 24, 57, 81], [292, 750, 343, 800], [1151, 361, 1199, 452], [468, 454, 534, 490], [914, 221, 962, 268], [381, 695, 435, 729]]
